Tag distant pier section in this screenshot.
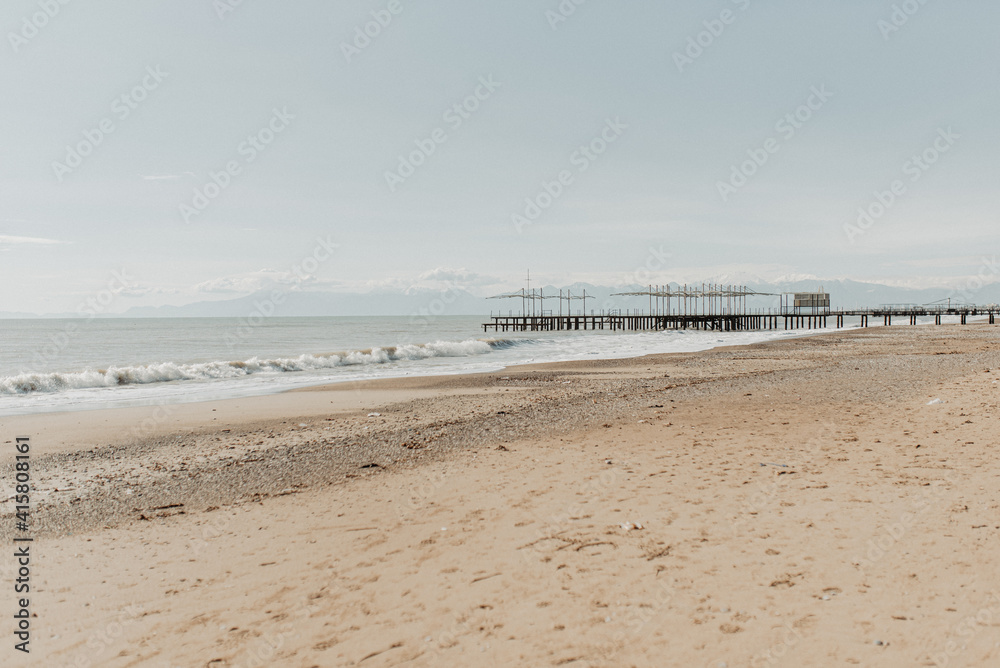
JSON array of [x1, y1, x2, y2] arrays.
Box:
[[482, 283, 999, 332]]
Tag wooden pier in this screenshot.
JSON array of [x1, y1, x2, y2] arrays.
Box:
[[482, 307, 999, 333], [484, 280, 998, 333]]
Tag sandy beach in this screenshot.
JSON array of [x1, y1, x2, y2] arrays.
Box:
[[3, 325, 1000, 667]]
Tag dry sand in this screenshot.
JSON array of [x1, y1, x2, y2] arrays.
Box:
[[2, 325, 1000, 667]]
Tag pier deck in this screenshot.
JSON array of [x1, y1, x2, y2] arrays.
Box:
[[482, 308, 999, 333]]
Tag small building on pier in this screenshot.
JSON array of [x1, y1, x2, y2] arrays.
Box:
[[786, 290, 831, 315]]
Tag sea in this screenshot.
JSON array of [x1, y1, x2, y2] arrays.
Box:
[[0, 315, 867, 417]]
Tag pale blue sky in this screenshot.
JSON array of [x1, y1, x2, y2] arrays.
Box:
[[1, 0, 997, 313]]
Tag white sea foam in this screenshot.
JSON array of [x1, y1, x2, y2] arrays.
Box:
[[0, 338, 502, 396]]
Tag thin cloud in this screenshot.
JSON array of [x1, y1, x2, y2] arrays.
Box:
[[195, 276, 269, 294], [417, 267, 500, 287], [194, 269, 324, 295], [892, 256, 986, 269], [140, 172, 196, 181], [0, 235, 68, 245]]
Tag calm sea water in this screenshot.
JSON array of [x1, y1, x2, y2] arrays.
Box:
[[0, 315, 835, 416]]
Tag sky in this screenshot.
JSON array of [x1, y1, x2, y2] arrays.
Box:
[[1, 0, 998, 314]]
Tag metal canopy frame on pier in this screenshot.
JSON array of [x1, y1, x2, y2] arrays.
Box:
[[487, 288, 593, 317], [486, 270, 594, 318], [610, 284, 777, 317], [482, 272, 999, 332]]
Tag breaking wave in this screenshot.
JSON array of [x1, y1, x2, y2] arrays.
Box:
[[1, 338, 523, 396]]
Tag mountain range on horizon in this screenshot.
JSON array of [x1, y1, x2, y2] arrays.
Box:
[[3, 277, 998, 319]]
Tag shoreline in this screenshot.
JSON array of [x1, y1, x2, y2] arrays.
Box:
[[0, 333, 845, 483], [2, 324, 999, 666], [0, 322, 843, 421]]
